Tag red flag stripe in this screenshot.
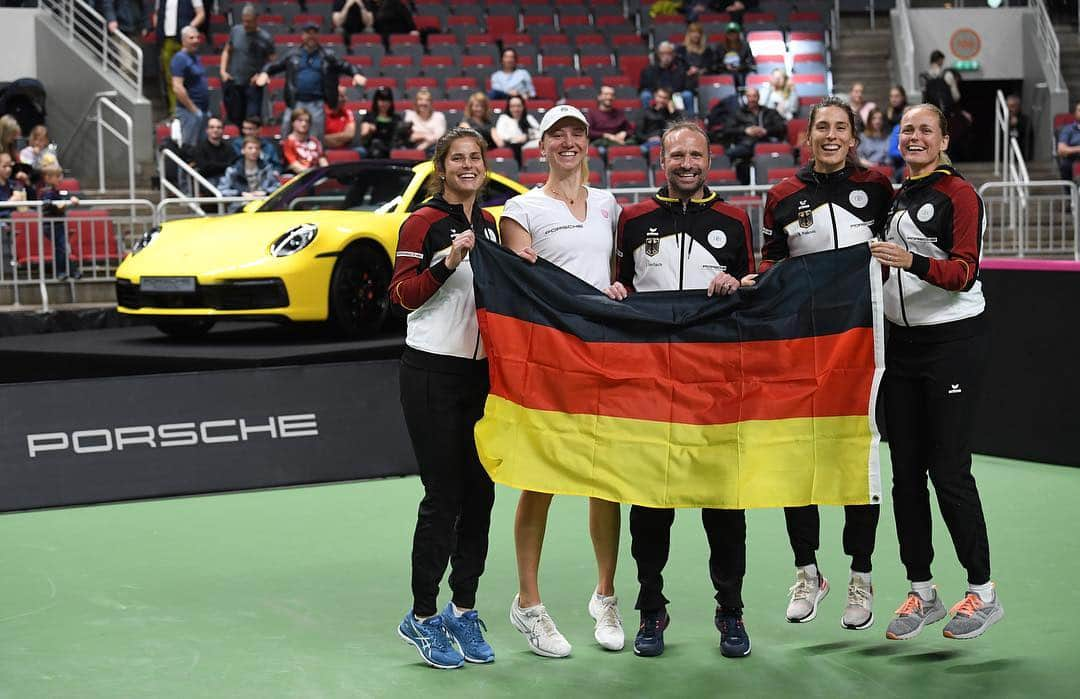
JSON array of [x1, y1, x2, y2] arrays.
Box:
[[478, 309, 876, 426]]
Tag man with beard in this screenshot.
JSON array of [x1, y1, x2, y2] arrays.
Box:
[[587, 85, 636, 154], [603, 122, 756, 659]]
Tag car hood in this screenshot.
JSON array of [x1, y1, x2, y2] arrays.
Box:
[[120, 210, 391, 278]]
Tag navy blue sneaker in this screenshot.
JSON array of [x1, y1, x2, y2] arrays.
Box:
[[397, 610, 465, 669], [715, 608, 751, 658], [633, 610, 670, 657], [441, 603, 495, 663]]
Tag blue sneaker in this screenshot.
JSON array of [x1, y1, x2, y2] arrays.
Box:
[[441, 603, 495, 663], [633, 610, 670, 657], [397, 610, 465, 669], [715, 608, 751, 658]]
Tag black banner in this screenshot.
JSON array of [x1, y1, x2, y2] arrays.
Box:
[[0, 360, 417, 512]]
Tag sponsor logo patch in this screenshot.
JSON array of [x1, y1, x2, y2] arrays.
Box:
[[849, 189, 869, 208], [707, 229, 728, 248], [916, 203, 935, 222]]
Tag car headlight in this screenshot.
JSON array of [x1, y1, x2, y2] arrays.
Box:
[[131, 226, 159, 254], [271, 223, 318, 257]]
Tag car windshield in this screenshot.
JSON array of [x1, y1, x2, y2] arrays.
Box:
[[258, 165, 417, 213]]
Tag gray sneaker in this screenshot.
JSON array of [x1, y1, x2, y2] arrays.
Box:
[[885, 589, 947, 640], [841, 575, 874, 630], [942, 590, 1004, 640], [786, 569, 829, 623]]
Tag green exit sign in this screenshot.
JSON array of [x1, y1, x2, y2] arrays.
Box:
[[953, 60, 981, 71]]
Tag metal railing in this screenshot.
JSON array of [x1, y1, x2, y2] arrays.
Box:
[[157, 196, 259, 222], [993, 90, 1009, 178], [158, 149, 225, 217], [979, 179, 1079, 260], [59, 92, 136, 200], [0, 199, 156, 311], [1031, 0, 1065, 93], [41, 0, 143, 95]]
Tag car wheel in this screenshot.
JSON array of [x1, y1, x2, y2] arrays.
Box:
[[153, 318, 216, 338], [328, 243, 391, 338]]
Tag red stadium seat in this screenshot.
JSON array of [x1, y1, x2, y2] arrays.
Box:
[[533, 76, 558, 101], [68, 209, 120, 263], [12, 211, 52, 266], [787, 118, 808, 148], [325, 149, 360, 163], [619, 55, 650, 81], [391, 148, 427, 160], [754, 143, 794, 157], [519, 172, 547, 187], [487, 15, 517, 34]]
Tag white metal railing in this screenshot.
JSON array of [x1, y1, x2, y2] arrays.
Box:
[[993, 90, 1008, 178], [893, 0, 917, 100], [1031, 0, 1065, 93], [58, 92, 136, 200], [0, 199, 156, 311], [156, 196, 260, 222], [978, 180, 1079, 260], [159, 149, 225, 217], [41, 0, 143, 95]]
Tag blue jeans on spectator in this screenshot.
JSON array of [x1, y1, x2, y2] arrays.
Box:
[[176, 105, 207, 149], [47, 220, 76, 279], [281, 100, 325, 141]]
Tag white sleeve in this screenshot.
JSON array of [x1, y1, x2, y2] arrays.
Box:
[[501, 194, 531, 232], [494, 114, 515, 142], [608, 194, 621, 237]]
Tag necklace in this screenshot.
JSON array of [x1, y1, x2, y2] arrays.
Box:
[[548, 184, 583, 206]]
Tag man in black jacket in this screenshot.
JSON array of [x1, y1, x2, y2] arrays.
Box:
[[253, 22, 367, 140], [721, 87, 786, 184], [637, 88, 683, 155]]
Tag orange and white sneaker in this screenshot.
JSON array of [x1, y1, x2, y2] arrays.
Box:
[[942, 588, 1004, 640], [885, 589, 947, 640]]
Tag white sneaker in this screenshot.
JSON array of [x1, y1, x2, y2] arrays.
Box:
[[510, 594, 572, 658], [841, 575, 874, 630], [786, 568, 829, 623], [587, 590, 625, 651]]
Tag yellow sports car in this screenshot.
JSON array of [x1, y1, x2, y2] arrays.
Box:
[[116, 160, 527, 337]]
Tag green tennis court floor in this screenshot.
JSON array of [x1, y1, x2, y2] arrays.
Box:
[[2, 450, 1076, 698]]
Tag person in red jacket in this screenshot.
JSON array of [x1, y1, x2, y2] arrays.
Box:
[[758, 97, 894, 632], [389, 127, 500, 669], [871, 104, 1003, 642]]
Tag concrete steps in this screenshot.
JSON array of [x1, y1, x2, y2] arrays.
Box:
[[833, 14, 894, 107]]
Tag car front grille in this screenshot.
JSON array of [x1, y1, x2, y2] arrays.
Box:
[[116, 278, 290, 310]]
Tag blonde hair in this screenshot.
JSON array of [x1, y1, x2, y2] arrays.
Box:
[[771, 68, 793, 99], [40, 162, 63, 178], [465, 92, 492, 124], [540, 118, 590, 183], [0, 115, 20, 158], [683, 22, 707, 54], [904, 103, 953, 166]]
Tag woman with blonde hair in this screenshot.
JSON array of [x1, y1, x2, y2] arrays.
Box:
[[500, 105, 624, 658], [871, 103, 1003, 642], [676, 21, 714, 109], [403, 87, 448, 156], [459, 92, 502, 149], [759, 68, 799, 121], [0, 115, 22, 161]]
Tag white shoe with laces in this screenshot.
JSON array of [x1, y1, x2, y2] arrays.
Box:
[[510, 594, 572, 658], [841, 575, 874, 630], [587, 590, 625, 651], [786, 568, 829, 622]]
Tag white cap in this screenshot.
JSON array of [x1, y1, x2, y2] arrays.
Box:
[[538, 104, 589, 140]]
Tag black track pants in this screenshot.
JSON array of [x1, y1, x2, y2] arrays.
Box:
[[400, 360, 494, 617], [783, 503, 881, 573]]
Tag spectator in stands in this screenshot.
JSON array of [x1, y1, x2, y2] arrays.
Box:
[[637, 87, 683, 155], [759, 68, 799, 122], [495, 95, 540, 165], [403, 88, 447, 157], [324, 85, 357, 150], [1006, 94, 1032, 160], [97, 0, 145, 78], [588, 85, 636, 153], [19, 125, 60, 173], [885, 85, 908, 130], [171, 26, 210, 148], [152, 0, 205, 115], [39, 162, 79, 280], [190, 116, 234, 182], [490, 49, 536, 101], [716, 23, 754, 89], [705, 93, 740, 145], [1057, 99, 1080, 183], [220, 3, 275, 125], [676, 22, 714, 113], [640, 42, 693, 116], [460, 92, 502, 150], [359, 86, 407, 159], [0, 152, 28, 218], [857, 108, 891, 169], [362, 0, 419, 52], [332, 0, 366, 54], [0, 114, 20, 162], [921, 50, 961, 116], [219, 136, 280, 202], [847, 82, 875, 132], [254, 22, 368, 142], [231, 115, 283, 171], [283, 106, 328, 173], [722, 86, 786, 184]]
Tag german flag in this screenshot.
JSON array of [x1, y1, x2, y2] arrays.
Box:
[[469, 239, 884, 509]]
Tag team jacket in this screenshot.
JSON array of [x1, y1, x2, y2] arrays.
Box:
[[883, 165, 985, 333], [389, 195, 499, 369], [760, 164, 894, 272], [616, 186, 754, 291]]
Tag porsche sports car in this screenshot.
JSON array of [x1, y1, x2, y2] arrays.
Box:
[[116, 160, 528, 337]]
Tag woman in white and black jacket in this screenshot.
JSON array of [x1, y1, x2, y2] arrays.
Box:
[[389, 128, 500, 670], [870, 104, 1003, 642], [759, 97, 894, 632]]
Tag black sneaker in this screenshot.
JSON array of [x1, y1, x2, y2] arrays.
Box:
[[715, 607, 751, 658], [633, 609, 670, 657]]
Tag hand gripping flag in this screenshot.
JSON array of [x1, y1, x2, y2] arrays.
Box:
[[469, 239, 884, 509]]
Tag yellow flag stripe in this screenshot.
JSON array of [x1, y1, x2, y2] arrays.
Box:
[[475, 395, 878, 509]]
